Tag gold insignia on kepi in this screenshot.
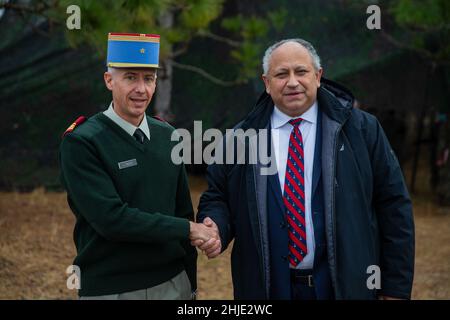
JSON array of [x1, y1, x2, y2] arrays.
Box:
[[62, 116, 87, 137], [140, 48, 145, 54]]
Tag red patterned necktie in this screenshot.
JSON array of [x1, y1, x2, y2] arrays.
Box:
[[283, 118, 307, 267]]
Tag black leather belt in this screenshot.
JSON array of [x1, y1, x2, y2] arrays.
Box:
[[290, 269, 314, 287]]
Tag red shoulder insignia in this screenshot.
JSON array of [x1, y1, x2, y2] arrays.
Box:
[[152, 115, 167, 123], [62, 116, 87, 138]]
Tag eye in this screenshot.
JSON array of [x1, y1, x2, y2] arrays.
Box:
[[126, 75, 136, 80], [275, 72, 287, 78], [296, 70, 307, 75], [145, 76, 155, 83]]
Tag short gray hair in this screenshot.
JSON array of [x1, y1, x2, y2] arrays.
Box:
[[106, 67, 157, 78], [262, 38, 321, 75]]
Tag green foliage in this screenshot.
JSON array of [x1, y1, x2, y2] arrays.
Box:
[[52, 0, 224, 59], [221, 8, 287, 80], [390, 0, 449, 29], [59, 0, 134, 54], [220, 15, 241, 33], [267, 8, 288, 32], [345, 0, 449, 65], [10, 0, 286, 84], [180, 0, 223, 30], [388, 0, 450, 63], [230, 41, 262, 80], [224, 15, 268, 80]]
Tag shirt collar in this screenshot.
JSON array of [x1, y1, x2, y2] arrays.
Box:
[[103, 102, 150, 139], [271, 101, 318, 129]]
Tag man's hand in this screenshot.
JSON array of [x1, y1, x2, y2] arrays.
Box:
[[191, 217, 222, 259], [189, 221, 217, 242]]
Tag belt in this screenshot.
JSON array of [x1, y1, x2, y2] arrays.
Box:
[[290, 269, 314, 287]]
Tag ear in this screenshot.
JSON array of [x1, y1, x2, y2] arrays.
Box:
[[104, 72, 113, 91], [262, 74, 270, 94], [316, 68, 323, 88]]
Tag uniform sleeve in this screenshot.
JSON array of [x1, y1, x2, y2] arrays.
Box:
[[369, 118, 415, 299], [60, 133, 190, 243], [175, 165, 198, 292]]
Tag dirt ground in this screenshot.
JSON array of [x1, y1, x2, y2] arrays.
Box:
[[0, 174, 449, 300]]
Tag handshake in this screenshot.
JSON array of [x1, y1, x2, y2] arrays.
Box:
[[189, 217, 221, 259]]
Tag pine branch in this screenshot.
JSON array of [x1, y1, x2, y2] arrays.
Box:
[[381, 30, 432, 58], [0, 1, 49, 14], [171, 43, 189, 58], [381, 30, 450, 67], [171, 60, 243, 86], [197, 30, 240, 48], [1, 0, 62, 29]]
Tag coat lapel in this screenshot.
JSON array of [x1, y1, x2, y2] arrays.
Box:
[[311, 107, 322, 196]]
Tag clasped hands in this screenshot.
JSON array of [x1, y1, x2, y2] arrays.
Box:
[[189, 217, 221, 259]]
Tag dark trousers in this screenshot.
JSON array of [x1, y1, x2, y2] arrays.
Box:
[[290, 269, 316, 300]]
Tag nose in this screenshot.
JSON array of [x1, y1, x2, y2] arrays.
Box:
[[135, 77, 146, 93], [287, 71, 298, 88]]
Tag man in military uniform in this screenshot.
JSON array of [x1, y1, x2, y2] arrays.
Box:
[[60, 33, 220, 299]]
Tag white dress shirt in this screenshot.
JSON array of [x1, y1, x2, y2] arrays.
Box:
[[270, 102, 318, 269], [103, 102, 150, 140]]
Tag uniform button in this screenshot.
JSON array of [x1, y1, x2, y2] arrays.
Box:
[[282, 255, 288, 261], [280, 222, 286, 228]]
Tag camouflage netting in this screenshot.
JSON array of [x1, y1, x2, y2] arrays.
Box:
[[1, 0, 448, 198]]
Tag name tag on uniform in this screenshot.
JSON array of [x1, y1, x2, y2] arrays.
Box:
[[118, 159, 138, 170]]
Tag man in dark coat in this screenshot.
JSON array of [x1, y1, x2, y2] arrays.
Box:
[[196, 39, 414, 300]]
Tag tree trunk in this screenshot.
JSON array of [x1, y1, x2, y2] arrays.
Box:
[[154, 11, 174, 121], [154, 58, 173, 121]]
